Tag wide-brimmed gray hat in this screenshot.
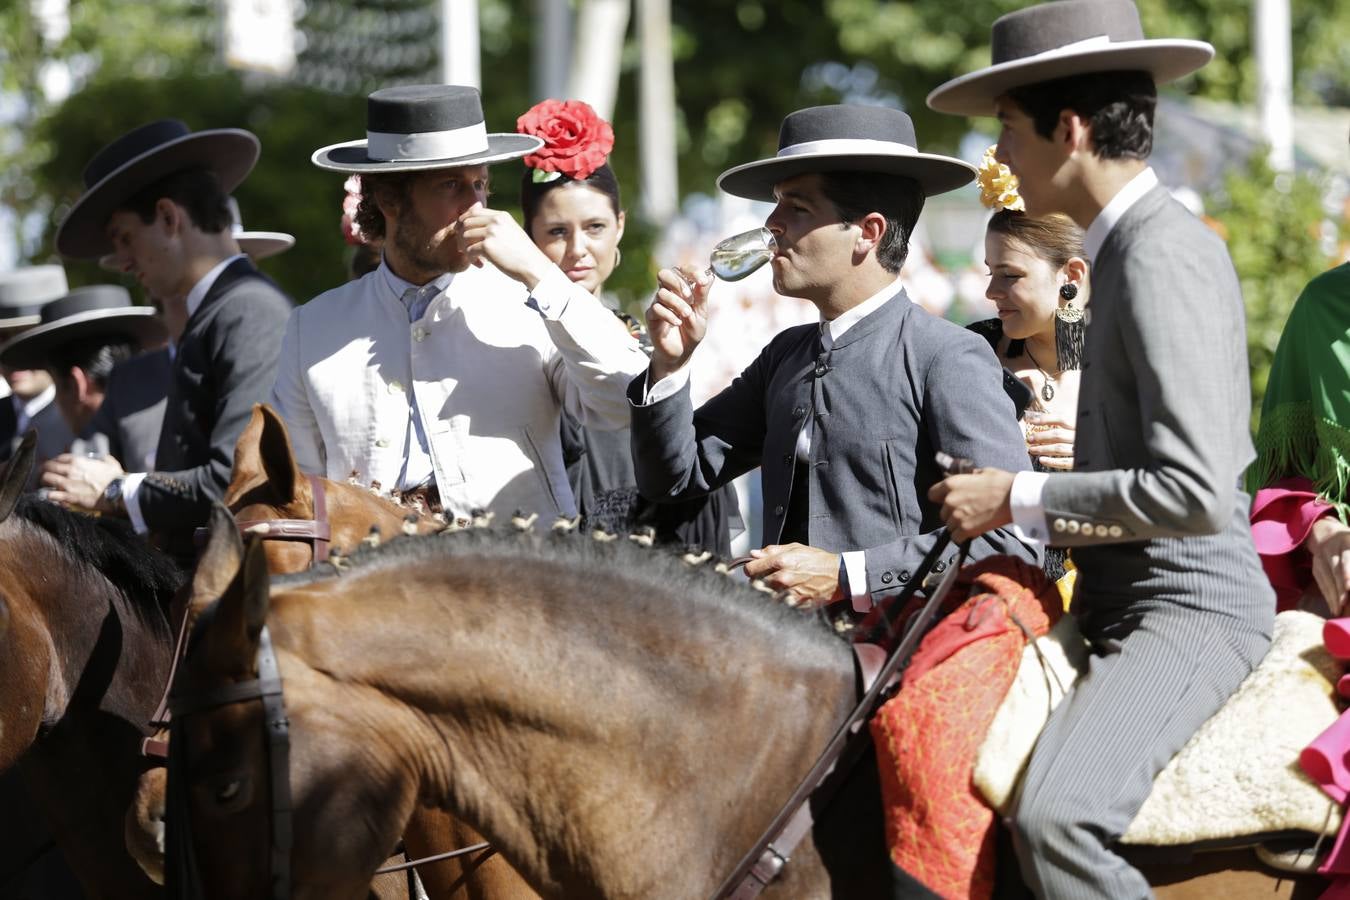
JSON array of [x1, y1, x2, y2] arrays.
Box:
[[0, 266, 69, 331], [0, 285, 167, 370], [312, 84, 542, 173], [717, 105, 976, 202], [927, 0, 1213, 117], [57, 119, 260, 260]]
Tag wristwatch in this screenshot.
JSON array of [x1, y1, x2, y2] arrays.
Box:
[[102, 476, 127, 515]]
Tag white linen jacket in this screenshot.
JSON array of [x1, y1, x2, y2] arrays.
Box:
[[270, 259, 648, 519]]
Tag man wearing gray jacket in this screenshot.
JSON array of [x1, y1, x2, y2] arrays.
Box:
[[631, 104, 1037, 612], [927, 2, 1274, 897]]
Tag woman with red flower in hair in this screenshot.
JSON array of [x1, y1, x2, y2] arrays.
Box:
[[518, 99, 740, 554]]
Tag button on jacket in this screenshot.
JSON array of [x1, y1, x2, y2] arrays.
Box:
[[270, 259, 649, 520]]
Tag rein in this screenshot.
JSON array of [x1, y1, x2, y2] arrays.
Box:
[[712, 533, 970, 900]]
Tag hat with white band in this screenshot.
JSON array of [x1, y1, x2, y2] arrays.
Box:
[[312, 84, 543, 173], [717, 104, 976, 202], [926, 0, 1213, 117]]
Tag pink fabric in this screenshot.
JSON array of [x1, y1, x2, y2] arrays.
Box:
[[1251, 478, 1336, 611], [1301, 615, 1350, 889]]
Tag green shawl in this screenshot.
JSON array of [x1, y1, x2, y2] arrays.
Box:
[[1249, 262, 1350, 520]]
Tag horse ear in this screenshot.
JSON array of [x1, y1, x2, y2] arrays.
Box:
[[0, 431, 37, 522], [188, 504, 245, 623], [203, 534, 271, 677], [257, 404, 302, 505]]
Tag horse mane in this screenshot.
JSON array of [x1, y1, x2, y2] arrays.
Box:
[[13, 495, 184, 627], [270, 523, 848, 653]]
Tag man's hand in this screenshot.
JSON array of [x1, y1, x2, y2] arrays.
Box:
[[1308, 516, 1350, 616], [743, 543, 842, 607], [456, 202, 554, 289], [41, 453, 127, 512], [928, 468, 1015, 542], [646, 266, 711, 383]]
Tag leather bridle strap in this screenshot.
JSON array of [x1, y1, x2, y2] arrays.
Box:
[[234, 474, 332, 564], [169, 626, 293, 900], [711, 534, 968, 900]]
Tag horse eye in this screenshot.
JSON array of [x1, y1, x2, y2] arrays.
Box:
[[216, 780, 241, 804]]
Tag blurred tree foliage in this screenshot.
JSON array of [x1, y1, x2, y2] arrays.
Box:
[[1207, 151, 1338, 428], [2, 0, 1347, 315]]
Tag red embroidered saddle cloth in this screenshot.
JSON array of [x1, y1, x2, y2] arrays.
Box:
[[867, 556, 1063, 900]]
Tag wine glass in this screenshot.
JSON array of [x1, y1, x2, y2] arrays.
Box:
[[706, 227, 776, 282]]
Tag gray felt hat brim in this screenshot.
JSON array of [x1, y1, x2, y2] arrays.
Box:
[[57, 130, 260, 260], [927, 39, 1213, 116], [0, 308, 166, 370], [311, 134, 543, 173], [718, 150, 977, 203]]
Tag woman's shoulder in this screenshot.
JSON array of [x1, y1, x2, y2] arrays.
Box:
[[966, 317, 1004, 352]]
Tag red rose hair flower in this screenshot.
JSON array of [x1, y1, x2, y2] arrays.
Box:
[[516, 99, 615, 182]]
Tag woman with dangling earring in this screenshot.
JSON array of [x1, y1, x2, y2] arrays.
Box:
[[968, 149, 1090, 581]]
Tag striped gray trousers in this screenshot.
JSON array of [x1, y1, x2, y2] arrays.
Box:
[[1010, 594, 1272, 899]]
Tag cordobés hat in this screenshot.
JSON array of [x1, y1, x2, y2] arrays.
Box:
[[0, 285, 167, 371], [926, 0, 1213, 117], [312, 84, 543, 173], [0, 266, 70, 331], [97, 196, 294, 272], [57, 119, 260, 260], [716, 105, 976, 202]]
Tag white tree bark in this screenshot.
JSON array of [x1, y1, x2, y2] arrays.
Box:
[[637, 0, 677, 223], [1254, 0, 1293, 173], [567, 0, 630, 120], [441, 0, 481, 88]]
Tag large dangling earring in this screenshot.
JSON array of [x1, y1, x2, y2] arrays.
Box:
[[613, 246, 623, 270], [1055, 282, 1085, 371]]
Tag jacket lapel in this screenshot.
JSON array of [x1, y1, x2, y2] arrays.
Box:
[[181, 257, 259, 335]]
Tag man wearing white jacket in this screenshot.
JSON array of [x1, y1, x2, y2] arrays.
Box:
[[272, 84, 648, 520]]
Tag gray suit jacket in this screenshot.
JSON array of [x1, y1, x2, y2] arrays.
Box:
[[83, 346, 171, 473], [1040, 185, 1273, 618], [630, 289, 1036, 598], [137, 258, 293, 557]]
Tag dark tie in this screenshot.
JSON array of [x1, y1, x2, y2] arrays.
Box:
[[778, 332, 826, 546]]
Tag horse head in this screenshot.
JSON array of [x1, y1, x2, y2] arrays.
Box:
[[158, 506, 423, 900], [227, 404, 440, 574], [0, 430, 36, 524]]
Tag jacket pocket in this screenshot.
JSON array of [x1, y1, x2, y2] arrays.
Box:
[[520, 425, 563, 513]]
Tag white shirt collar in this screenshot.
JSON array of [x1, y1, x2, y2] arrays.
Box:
[[821, 276, 904, 348], [1083, 166, 1158, 262], [185, 253, 247, 320], [379, 257, 455, 301], [13, 383, 54, 430]]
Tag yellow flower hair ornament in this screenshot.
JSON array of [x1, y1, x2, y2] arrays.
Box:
[[976, 146, 1025, 212]]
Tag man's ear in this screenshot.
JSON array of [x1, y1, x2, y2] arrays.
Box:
[[1059, 109, 1092, 155], [854, 212, 888, 256], [155, 197, 182, 236], [70, 366, 92, 405]]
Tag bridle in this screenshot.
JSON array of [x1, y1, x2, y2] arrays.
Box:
[[232, 473, 332, 565]]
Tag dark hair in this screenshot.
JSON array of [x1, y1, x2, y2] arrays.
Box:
[[119, 167, 233, 233], [986, 209, 1085, 270], [1005, 70, 1157, 160], [349, 240, 383, 280], [48, 335, 137, 390], [816, 170, 924, 274], [353, 172, 418, 242], [519, 163, 622, 232]]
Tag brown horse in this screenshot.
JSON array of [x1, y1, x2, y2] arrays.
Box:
[[0, 433, 183, 900], [164, 506, 892, 899], [128, 404, 537, 900]]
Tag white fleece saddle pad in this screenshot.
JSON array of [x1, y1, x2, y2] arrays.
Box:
[[973, 610, 1343, 844]]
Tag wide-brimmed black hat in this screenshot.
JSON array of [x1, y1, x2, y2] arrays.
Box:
[[0, 285, 167, 370], [312, 84, 542, 173], [716, 105, 976, 202], [56, 119, 260, 260], [927, 0, 1213, 117], [0, 266, 69, 332]]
